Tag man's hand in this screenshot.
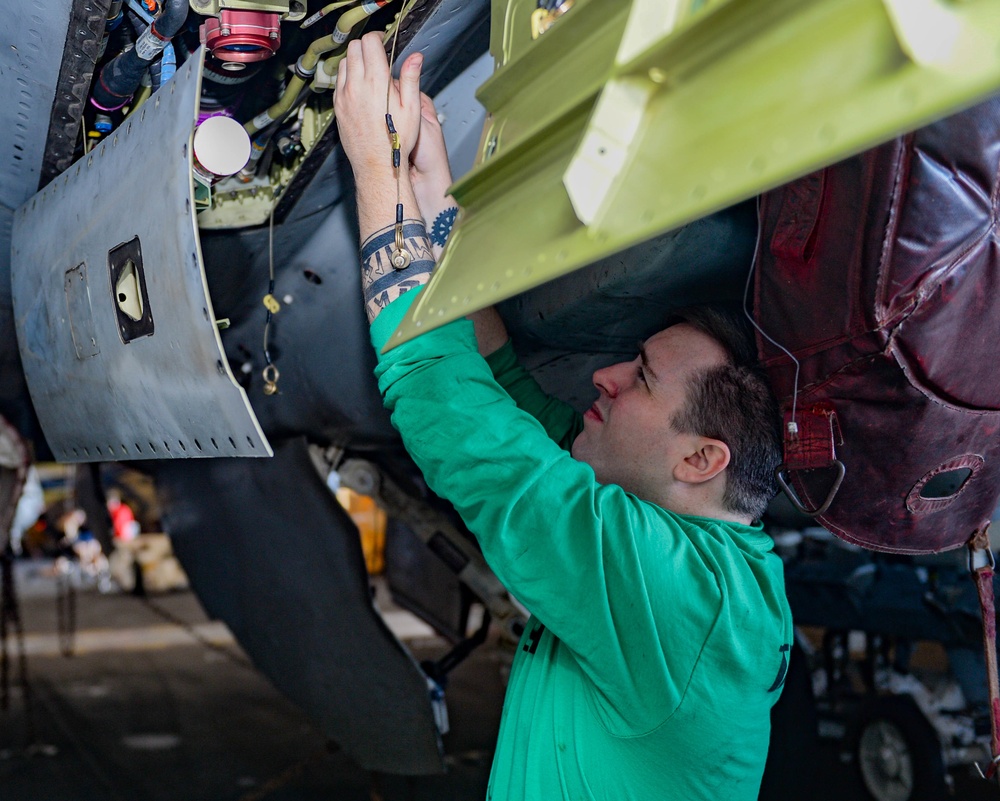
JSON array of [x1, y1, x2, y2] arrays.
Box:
[[335, 32, 422, 177], [409, 93, 459, 259], [410, 94, 453, 211]]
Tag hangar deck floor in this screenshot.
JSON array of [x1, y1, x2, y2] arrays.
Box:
[[0, 561, 504, 801], [0, 560, 995, 801]]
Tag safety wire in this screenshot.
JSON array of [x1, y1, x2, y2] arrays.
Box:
[[742, 196, 801, 435], [82, 120, 91, 155], [384, 0, 418, 270], [259, 1, 412, 390], [262, 201, 280, 395]]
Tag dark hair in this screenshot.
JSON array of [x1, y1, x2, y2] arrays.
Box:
[[667, 308, 782, 520]]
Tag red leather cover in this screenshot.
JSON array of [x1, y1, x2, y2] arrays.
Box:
[[755, 96, 1000, 554]]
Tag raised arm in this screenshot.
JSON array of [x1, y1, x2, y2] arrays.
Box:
[[334, 33, 430, 323]]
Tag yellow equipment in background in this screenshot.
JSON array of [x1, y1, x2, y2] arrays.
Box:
[[336, 488, 387, 575]]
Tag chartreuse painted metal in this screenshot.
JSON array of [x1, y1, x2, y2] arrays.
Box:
[[386, 0, 1000, 348]]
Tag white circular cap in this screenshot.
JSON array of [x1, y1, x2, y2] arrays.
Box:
[[193, 115, 251, 177]]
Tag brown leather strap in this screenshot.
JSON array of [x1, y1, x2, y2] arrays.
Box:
[[783, 405, 840, 470], [969, 524, 1000, 778]]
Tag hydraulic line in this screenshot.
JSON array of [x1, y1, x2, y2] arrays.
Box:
[[126, 0, 155, 24], [130, 79, 152, 112], [317, 0, 410, 83], [98, 1, 125, 59], [150, 42, 176, 91], [243, 0, 394, 137], [238, 82, 313, 181], [91, 0, 188, 112], [300, 0, 361, 30]]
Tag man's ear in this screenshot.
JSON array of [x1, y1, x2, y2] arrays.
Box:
[[673, 438, 731, 485]]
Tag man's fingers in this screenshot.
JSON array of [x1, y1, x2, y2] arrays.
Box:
[[398, 52, 423, 111], [419, 92, 438, 125], [336, 57, 347, 95], [345, 38, 364, 81], [360, 31, 389, 81]]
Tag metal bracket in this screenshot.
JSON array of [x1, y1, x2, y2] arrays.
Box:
[[775, 460, 846, 518], [188, 0, 305, 21], [386, 0, 1000, 348]]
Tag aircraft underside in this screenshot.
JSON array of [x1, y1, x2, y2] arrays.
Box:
[[3, 0, 1000, 776]]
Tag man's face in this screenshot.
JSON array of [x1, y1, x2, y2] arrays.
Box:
[[571, 324, 729, 495]]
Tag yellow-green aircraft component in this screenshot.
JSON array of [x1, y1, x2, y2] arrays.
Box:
[[385, 0, 1000, 349]]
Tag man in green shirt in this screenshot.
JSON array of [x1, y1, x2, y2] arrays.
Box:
[[334, 33, 793, 800]]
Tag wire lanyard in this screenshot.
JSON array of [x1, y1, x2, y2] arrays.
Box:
[[384, 3, 411, 271]]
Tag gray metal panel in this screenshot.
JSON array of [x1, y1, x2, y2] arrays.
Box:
[[432, 51, 492, 182], [0, 0, 77, 438], [10, 50, 271, 463], [0, 0, 72, 214], [155, 438, 445, 775]]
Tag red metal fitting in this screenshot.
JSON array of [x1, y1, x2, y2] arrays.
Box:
[[201, 10, 281, 66]]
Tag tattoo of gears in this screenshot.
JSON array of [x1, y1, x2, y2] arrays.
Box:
[[430, 206, 459, 247]]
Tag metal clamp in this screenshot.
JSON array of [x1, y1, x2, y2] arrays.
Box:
[[262, 364, 280, 396], [774, 460, 845, 517], [968, 544, 996, 575]]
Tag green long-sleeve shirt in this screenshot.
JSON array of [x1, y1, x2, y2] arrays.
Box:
[[371, 290, 793, 800]]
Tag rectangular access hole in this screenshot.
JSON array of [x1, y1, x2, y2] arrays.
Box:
[[108, 237, 154, 344]]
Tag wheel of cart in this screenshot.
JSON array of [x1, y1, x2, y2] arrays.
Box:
[[854, 695, 948, 801]]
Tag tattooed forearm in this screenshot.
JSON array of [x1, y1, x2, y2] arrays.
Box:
[[360, 220, 434, 322]]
